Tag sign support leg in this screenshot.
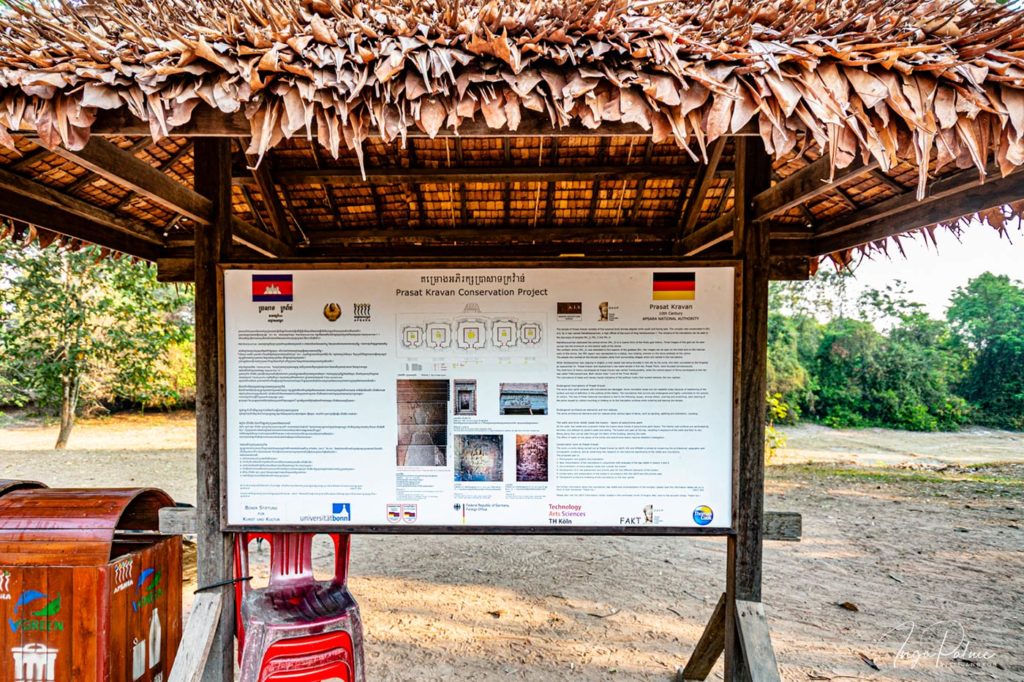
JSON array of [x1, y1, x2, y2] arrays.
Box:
[[724, 137, 773, 681]]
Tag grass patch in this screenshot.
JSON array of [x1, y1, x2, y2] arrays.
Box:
[[772, 462, 1024, 489]]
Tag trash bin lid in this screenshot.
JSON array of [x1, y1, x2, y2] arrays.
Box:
[[0, 479, 46, 497], [0, 488, 174, 567]]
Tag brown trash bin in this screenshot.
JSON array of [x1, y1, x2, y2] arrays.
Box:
[[0, 488, 181, 681]]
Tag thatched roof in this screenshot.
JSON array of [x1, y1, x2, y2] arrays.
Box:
[[0, 0, 1022, 268]]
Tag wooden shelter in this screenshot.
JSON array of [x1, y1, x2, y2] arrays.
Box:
[[0, 0, 1022, 678]]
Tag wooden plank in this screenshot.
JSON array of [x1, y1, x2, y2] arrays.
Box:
[[735, 600, 782, 682], [763, 511, 802, 541], [679, 592, 726, 680], [752, 155, 877, 221], [767, 257, 814, 282], [0, 187, 162, 259], [678, 137, 727, 236], [725, 136, 773, 682], [167, 593, 223, 682], [192, 138, 234, 682], [159, 506, 198, 534], [231, 217, 293, 258]]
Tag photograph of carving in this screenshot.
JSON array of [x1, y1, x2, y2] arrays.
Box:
[[516, 434, 548, 482], [396, 379, 449, 467], [453, 379, 477, 416], [499, 383, 548, 415], [454, 434, 503, 482]]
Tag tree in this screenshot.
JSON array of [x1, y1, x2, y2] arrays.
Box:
[[0, 240, 193, 448], [947, 273, 1024, 429]]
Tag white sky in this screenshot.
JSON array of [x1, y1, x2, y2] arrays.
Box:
[[841, 222, 1024, 318]]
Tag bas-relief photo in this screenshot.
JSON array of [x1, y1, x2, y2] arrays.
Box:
[[396, 379, 449, 467]]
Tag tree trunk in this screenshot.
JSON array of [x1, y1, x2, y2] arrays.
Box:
[[54, 375, 80, 449]]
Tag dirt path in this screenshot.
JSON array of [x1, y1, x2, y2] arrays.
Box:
[[1, 413, 1022, 680]]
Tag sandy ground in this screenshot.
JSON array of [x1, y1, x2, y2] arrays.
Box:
[[1, 412, 1022, 681]]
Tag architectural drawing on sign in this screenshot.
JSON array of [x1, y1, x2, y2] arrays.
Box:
[[398, 304, 544, 354], [519, 322, 542, 344], [492, 320, 517, 348], [426, 323, 452, 349], [402, 325, 424, 348], [456, 319, 487, 350], [453, 380, 477, 416], [396, 380, 449, 467], [499, 383, 548, 415], [12, 644, 58, 682]]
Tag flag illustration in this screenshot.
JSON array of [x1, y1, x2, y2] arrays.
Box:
[[252, 274, 293, 302], [652, 272, 696, 300]]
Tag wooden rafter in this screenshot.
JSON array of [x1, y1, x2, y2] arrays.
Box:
[[241, 147, 294, 246], [587, 138, 611, 224], [502, 138, 511, 226], [752, 155, 877, 221], [0, 185, 161, 260], [678, 137, 727, 236], [792, 168, 1024, 255], [0, 164, 163, 245], [627, 138, 655, 225], [406, 139, 427, 226], [308, 141, 339, 218], [544, 138, 559, 225], [44, 137, 291, 257]]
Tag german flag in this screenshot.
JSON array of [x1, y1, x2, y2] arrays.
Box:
[[652, 272, 696, 300]]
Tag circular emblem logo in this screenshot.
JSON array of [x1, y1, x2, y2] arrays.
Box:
[[692, 505, 714, 526], [323, 302, 341, 322]]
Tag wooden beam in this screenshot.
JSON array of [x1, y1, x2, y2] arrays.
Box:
[[544, 139, 560, 225], [86, 105, 762, 138], [48, 138, 210, 224], [678, 211, 734, 256], [0, 165, 164, 245], [762, 510, 802, 540], [113, 139, 194, 213], [168, 593, 223, 682], [679, 593, 726, 681], [231, 165, 708, 187], [678, 137, 727, 237], [725, 136, 773, 682], [0, 186, 161, 260], [753, 155, 877, 221], [192, 137, 234, 682], [735, 600, 781, 682], [310, 224, 674, 245]]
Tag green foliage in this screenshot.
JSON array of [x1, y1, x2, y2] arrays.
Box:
[[764, 392, 789, 462], [766, 269, 1013, 433], [947, 273, 1024, 429], [0, 240, 194, 442]]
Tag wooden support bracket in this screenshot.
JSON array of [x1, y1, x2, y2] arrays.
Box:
[[167, 592, 223, 682], [735, 600, 782, 682], [679, 597, 782, 681]]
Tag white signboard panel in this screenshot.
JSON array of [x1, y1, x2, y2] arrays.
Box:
[[224, 267, 735, 531]]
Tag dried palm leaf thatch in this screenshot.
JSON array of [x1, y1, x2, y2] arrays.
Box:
[[0, 0, 1022, 193]]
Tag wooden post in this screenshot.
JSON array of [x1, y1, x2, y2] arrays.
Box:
[[724, 137, 772, 681], [193, 138, 234, 682]]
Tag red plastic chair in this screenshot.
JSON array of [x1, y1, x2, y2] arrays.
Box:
[[234, 533, 364, 682]]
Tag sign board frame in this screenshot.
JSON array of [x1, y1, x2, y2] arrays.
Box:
[[218, 260, 742, 536]]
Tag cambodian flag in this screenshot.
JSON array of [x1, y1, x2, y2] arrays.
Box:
[[252, 274, 293, 302]]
